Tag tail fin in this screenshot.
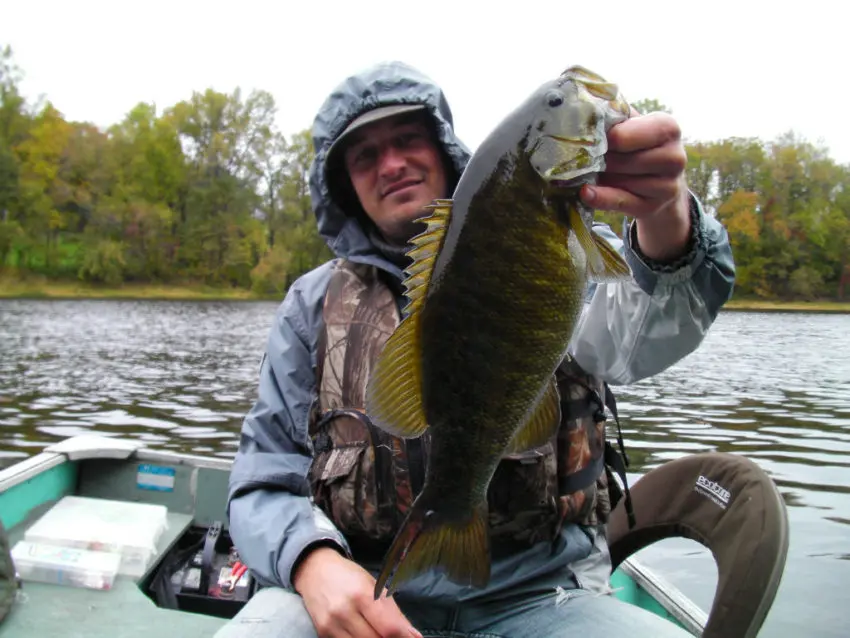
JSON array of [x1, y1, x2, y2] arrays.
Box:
[[373, 500, 490, 599]]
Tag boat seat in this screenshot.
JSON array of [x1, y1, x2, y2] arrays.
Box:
[[606, 452, 789, 638]]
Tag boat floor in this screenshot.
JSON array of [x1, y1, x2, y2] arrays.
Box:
[[2, 511, 229, 638]]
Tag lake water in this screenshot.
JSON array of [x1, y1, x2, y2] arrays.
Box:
[[1, 299, 848, 636]]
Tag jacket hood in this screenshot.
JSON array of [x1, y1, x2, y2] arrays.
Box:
[[308, 61, 472, 278]]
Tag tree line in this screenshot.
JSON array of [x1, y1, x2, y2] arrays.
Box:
[[1, 46, 848, 300]]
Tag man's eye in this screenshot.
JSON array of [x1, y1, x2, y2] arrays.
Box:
[[397, 132, 422, 147], [350, 147, 377, 168]]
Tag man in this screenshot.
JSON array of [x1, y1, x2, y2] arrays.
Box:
[[226, 61, 735, 638]]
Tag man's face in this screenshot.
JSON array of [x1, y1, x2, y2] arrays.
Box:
[[342, 114, 448, 244]]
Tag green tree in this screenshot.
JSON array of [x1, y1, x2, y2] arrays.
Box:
[[631, 98, 671, 115]]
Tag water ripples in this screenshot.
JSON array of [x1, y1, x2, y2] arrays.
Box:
[[1, 300, 848, 635], [0, 299, 274, 460]]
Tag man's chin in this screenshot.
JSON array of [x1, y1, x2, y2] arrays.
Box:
[[378, 214, 428, 247], [386, 201, 430, 224]]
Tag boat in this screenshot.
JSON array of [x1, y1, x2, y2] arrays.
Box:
[[0, 435, 788, 637]]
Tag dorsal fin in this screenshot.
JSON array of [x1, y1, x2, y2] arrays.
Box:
[[364, 199, 453, 439], [401, 199, 453, 316]]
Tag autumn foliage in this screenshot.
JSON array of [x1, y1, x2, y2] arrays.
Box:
[[1, 48, 848, 301]]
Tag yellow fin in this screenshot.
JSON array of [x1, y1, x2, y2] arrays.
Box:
[[402, 199, 452, 315], [568, 206, 632, 281], [504, 376, 561, 455], [364, 199, 452, 439], [374, 500, 490, 598], [364, 316, 428, 438]]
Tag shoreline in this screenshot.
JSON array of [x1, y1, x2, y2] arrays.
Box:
[[1, 280, 848, 313], [0, 279, 282, 302], [722, 299, 850, 313]]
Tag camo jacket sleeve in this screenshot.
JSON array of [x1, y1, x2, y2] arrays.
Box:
[[570, 192, 735, 385], [226, 262, 352, 590]]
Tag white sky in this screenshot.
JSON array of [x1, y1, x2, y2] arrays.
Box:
[[2, 0, 848, 164]]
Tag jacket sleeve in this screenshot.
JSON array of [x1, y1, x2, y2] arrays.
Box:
[[570, 192, 736, 385], [226, 266, 352, 590]]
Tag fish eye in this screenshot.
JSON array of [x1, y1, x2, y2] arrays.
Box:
[[546, 90, 564, 108]]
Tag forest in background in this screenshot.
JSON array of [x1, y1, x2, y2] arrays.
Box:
[[1, 45, 848, 301]]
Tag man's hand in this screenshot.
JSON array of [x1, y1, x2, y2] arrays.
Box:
[[293, 547, 422, 638], [581, 108, 692, 263]]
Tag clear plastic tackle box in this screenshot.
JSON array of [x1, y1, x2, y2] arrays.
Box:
[[11, 540, 123, 590], [21, 495, 169, 578]]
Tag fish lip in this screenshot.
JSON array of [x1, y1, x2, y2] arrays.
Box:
[[381, 178, 424, 199]]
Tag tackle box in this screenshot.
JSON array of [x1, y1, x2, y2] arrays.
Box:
[[22, 495, 169, 578]]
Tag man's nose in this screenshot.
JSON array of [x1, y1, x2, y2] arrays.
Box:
[[377, 145, 407, 177]]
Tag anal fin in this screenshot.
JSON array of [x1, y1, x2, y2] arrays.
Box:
[[504, 376, 561, 455]]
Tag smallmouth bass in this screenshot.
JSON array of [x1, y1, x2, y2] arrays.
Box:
[[365, 65, 633, 598]]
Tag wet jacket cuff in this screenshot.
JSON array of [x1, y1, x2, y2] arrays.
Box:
[[624, 191, 706, 292], [285, 533, 352, 590]]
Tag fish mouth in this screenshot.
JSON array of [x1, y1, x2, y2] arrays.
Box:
[[547, 135, 596, 147], [549, 174, 595, 189], [530, 134, 607, 185]]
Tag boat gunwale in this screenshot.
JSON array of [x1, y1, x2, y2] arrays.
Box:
[[0, 452, 66, 493], [618, 557, 707, 634], [0, 437, 235, 495]]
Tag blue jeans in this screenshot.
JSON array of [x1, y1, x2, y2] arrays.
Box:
[[396, 587, 693, 637], [213, 581, 693, 638]]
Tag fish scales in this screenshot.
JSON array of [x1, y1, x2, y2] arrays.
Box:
[[420, 161, 586, 506]]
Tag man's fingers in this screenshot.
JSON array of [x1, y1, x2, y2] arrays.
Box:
[[362, 596, 423, 638], [582, 184, 658, 218], [340, 613, 381, 638], [608, 112, 682, 154], [603, 145, 687, 177], [596, 174, 681, 203]]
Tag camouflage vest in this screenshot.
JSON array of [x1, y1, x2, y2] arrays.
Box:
[[308, 259, 632, 552]]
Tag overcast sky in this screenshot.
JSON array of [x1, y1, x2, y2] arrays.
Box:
[[3, 0, 848, 164]]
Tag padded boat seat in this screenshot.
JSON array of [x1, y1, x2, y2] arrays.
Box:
[[606, 452, 789, 638]]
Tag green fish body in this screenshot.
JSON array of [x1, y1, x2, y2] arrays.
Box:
[[365, 65, 633, 598]]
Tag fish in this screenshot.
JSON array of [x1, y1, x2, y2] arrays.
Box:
[[364, 65, 633, 599]]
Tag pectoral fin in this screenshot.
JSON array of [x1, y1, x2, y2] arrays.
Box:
[[568, 206, 631, 281], [364, 200, 452, 439], [504, 377, 561, 455]]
